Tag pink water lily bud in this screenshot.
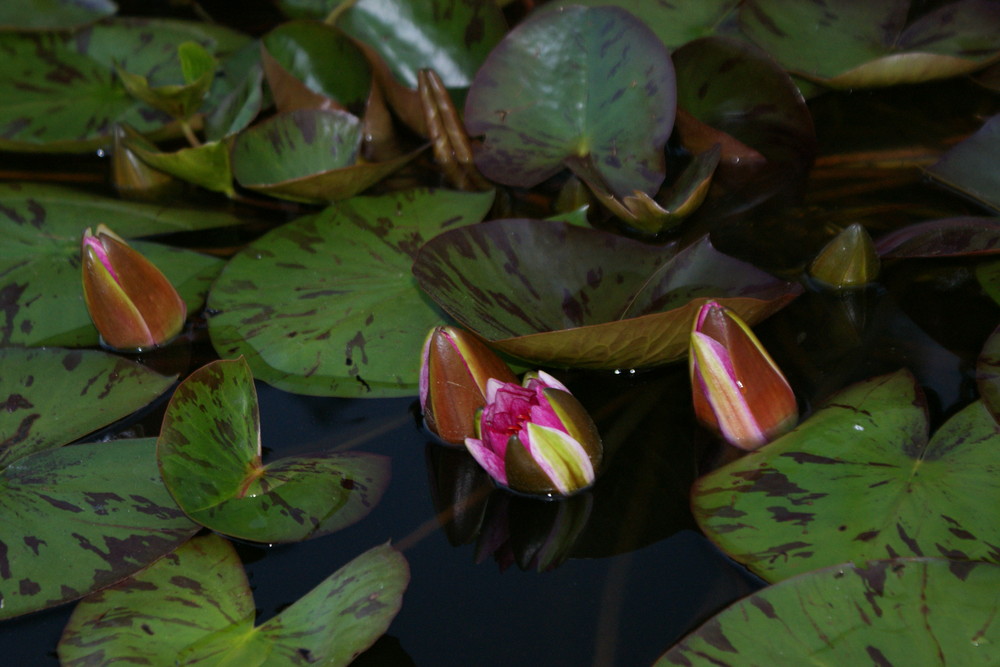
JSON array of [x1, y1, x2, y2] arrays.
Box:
[[420, 326, 518, 444], [81, 224, 187, 351], [689, 301, 797, 450], [465, 371, 602, 497]]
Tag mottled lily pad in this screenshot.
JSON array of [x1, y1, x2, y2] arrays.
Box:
[[0, 18, 249, 152], [413, 221, 801, 369], [740, 0, 1000, 88], [874, 217, 1000, 257], [926, 113, 1000, 213], [208, 188, 494, 396], [0, 184, 224, 346], [693, 370, 1000, 582], [0, 438, 198, 620], [58, 534, 409, 665], [0, 0, 117, 31], [464, 5, 675, 200], [657, 558, 1000, 666], [0, 347, 174, 468], [158, 358, 390, 542]]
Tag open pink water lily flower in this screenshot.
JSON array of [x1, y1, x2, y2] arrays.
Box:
[[465, 371, 602, 497], [81, 224, 187, 351], [689, 301, 798, 450]]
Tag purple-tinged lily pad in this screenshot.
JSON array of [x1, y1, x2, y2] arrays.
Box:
[[978, 325, 1000, 424], [656, 558, 1000, 666], [0, 183, 223, 347], [740, 0, 1000, 88], [0, 347, 174, 468], [0, 0, 117, 31], [874, 217, 1000, 257], [693, 370, 1000, 583], [58, 534, 408, 665], [926, 113, 1000, 213], [412, 220, 800, 369], [208, 188, 494, 397], [0, 438, 198, 620], [158, 358, 390, 543], [464, 5, 675, 200]]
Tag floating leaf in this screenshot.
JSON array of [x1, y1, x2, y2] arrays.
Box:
[[693, 370, 1000, 582], [657, 558, 1000, 666], [158, 358, 389, 542], [740, 0, 1000, 88], [978, 325, 1000, 424], [130, 137, 235, 196], [0, 347, 174, 467], [0, 18, 249, 152], [58, 534, 409, 665], [413, 221, 800, 369], [0, 0, 117, 31], [116, 41, 216, 121], [926, 113, 1000, 213], [874, 217, 1000, 257], [208, 188, 494, 396], [0, 185, 224, 346], [0, 438, 198, 620], [205, 59, 264, 141], [464, 5, 675, 199]]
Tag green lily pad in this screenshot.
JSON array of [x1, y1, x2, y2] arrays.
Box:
[[116, 40, 216, 122], [978, 325, 1000, 424], [874, 217, 1000, 257], [0, 438, 198, 620], [0, 0, 117, 31], [926, 113, 1000, 213], [208, 188, 494, 396], [740, 0, 1000, 88], [0, 18, 249, 152], [0, 186, 224, 346], [130, 137, 235, 196], [58, 534, 409, 665], [464, 5, 675, 199], [413, 221, 800, 369], [693, 370, 1000, 583], [0, 347, 174, 468], [205, 57, 264, 141], [978, 260, 1000, 307], [158, 358, 390, 543], [333, 0, 506, 90], [656, 558, 1000, 666]]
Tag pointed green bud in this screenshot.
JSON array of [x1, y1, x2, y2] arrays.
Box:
[[809, 223, 880, 288]]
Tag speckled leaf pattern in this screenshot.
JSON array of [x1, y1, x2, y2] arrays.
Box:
[[59, 534, 409, 666], [0, 183, 223, 346], [412, 222, 800, 369], [926, 114, 1000, 213], [978, 325, 1000, 424], [334, 0, 506, 89], [740, 0, 1000, 88], [0, 18, 249, 152], [874, 217, 1000, 257], [0, 0, 116, 30], [464, 5, 675, 199], [657, 558, 1000, 666], [158, 358, 390, 542], [0, 438, 198, 620], [693, 370, 1000, 583], [208, 188, 495, 396], [0, 347, 174, 468]]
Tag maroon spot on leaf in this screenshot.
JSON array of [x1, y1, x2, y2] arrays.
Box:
[[947, 559, 977, 582], [749, 595, 777, 619], [767, 505, 814, 526], [780, 451, 842, 465], [341, 478, 355, 490], [895, 523, 923, 556], [699, 617, 738, 653], [2, 393, 33, 413], [866, 645, 893, 667], [38, 494, 83, 513], [170, 575, 205, 593], [19, 578, 41, 596], [854, 530, 880, 542]]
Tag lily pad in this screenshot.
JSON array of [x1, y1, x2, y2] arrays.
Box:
[[0, 438, 198, 620], [874, 217, 1000, 257], [657, 558, 1000, 666], [129, 137, 235, 196], [0, 347, 174, 468], [0, 18, 250, 152], [693, 370, 1000, 583], [978, 325, 1000, 424], [464, 5, 675, 199], [0, 186, 224, 346], [158, 358, 390, 543], [0, 0, 117, 31], [926, 113, 1000, 213], [978, 260, 1000, 307], [208, 188, 494, 396], [413, 221, 801, 369], [58, 534, 409, 665], [740, 0, 1000, 88]]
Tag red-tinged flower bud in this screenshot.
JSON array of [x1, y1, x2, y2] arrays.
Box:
[[420, 326, 518, 444], [81, 224, 187, 351], [689, 301, 797, 450], [465, 371, 603, 497]]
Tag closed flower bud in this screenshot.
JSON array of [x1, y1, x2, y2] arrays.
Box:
[[420, 326, 518, 444], [81, 224, 187, 351], [808, 223, 880, 288], [465, 371, 602, 497], [690, 301, 797, 450]]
